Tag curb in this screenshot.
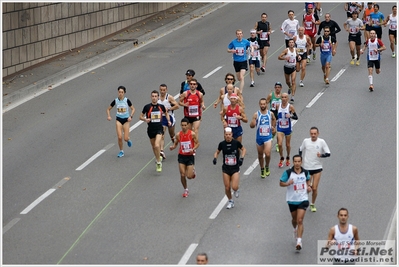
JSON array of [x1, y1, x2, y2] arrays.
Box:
[[2, 2, 226, 111]]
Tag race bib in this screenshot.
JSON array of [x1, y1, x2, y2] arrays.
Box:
[[235, 47, 245, 56], [259, 125, 270, 136], [227, 116, 238, 127], [293, 181, 306, 193], [151, 111, 161, 122], [188, 105, 199, 116], [225, 155, 237, 166], [181, 141, 192, 153], [260, 32, 268, 40], [321, 43, 330, 52]]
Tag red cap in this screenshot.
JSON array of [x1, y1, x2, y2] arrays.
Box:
[[307, 4, 313, 8], [230, 93, 238, 99]]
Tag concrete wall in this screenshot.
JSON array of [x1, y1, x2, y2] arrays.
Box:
[[2, 2, 177, 78]]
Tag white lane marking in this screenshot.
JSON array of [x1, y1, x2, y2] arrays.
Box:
[[209, 195, 228, 219], [203, 66, 223, 79], [2, 89, 49, 113], [76, 149, 106, 171], [20, 189, 56, 214], [3, 218, 20, 234], [306, 92, 324, 108], [331, 67, 346, 82], [178, 243, 198, 265], [244, 159, 259, 175]]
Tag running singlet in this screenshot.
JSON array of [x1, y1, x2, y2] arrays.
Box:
[[280, 168, 309, 204], [333, 224, 355, 260], [389, 14, 397, 31], [270, 92, 281, 111], [158, 93, 173, 116], [295, 35, 308, 55], [115, 97, 130, 119], [319, 36, 332, 54], [303, 13, 317, 34], [277, 103, 291, 131], [218, 140, 242, 168], [178, 130, 194, 156], [364, 8, 374, 24], [346, 18, 363, 35], [257, 21, 270, 41], [248, 37, 261, 60], [369, 12, 385, 28], [366, 38, 384, 61], [284, 49, 297, 68], [256, 110, 272, 139], [184, 90, 201, 117], [223, 93, 231, 107], [226, 105, 241, 128]]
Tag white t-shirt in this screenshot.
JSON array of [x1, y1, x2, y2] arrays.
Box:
[[299, 137, 330, 170]]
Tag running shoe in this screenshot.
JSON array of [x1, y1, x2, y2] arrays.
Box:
[[261, 168, 266, 179], [234, 189, 240, 198], [156, 161, 162, 172], [286, 157, 290, 167], [276, 143, 279, 152], [278, 157, 284, 168], [310, 204, 317, 212], [325, 78, 330, 84], [288, 88, 292, 94], [299, 81, 304, 87], [250, 81, 255, 87], [296, 241, 302, 250], [350, 58, 355, 65], [261, 66, 265, 72], [160, 150, 166, 160], [369, 85, 374, 92], [226, 200, 235, 209], [392, 52, 396, 58], [117, 151, 124, 158], [306, 57, 310, 63], [356, 59, 360, 66], [182, 189, 189, 198], [290, 98, 294, 103], [313, 53, 316, 60], [127, 140, 132, 147], [265, 167, 270, 176]]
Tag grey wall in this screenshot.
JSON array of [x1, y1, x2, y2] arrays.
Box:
[[2, 2, 178, 78]]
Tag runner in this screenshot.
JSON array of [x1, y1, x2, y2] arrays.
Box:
[[326, 208, 360, 264], [362, 2, 375, 41], [221, 93, 248, 144], [213, 73, 244, 110], [140, 90, 171, 172], [158, 83, 179, 160], [179, 78, 206, 140], [293, 27, 312, 87], [196, 253, 209, 265], [303, 4, 320, 62], [278, 39, 297, 102], [255, 13, 272, 72], [315, 26, 337, 84], [169, 118, 199, 198], [227, 29, 253, 93], [345, 2, 363, 19], [318, 13, 341, 49], [299, 126, 330, 212], [247, 29, 262, 87], [180, 69, 205, 95], [213, 127, 246, 209], [369, 4, 385, 39], [266, 82, 282, 151], [276, 93, 298, 168], [281, 10, 300, 48], [279, 155, 311, 251], [250, 97, 276, 178], [384, 5, 397, 58], [360, 30, 386, 91], [344, 11, 364, 65], [106, 85, 136, 158]]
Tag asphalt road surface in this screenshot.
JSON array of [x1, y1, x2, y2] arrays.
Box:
[[3, 2, 397, 265]]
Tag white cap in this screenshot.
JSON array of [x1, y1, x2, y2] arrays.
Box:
[[225, 127, 232, 133]]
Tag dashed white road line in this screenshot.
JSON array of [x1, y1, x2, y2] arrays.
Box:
[[178, 243, 198, 265], [331, 67, 346, 82], [20, 189, 56, 214], [3, 218, 20, 234], [203, 66, 223, 78], [209, 195, 228, 219], [306, 92, 324, 108]]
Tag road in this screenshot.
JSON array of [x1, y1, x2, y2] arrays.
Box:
[[2, 2, 397, 265]]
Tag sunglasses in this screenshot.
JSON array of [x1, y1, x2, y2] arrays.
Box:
[[190, 83, 197, 85], [226, 78, 234, 80]]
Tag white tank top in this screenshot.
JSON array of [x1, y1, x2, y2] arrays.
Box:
[[295, 35, 307, 54], [223, 93, 231, 107], [284, 49, 297, 68], [367, 39, 380, 61], [158, 93, 173, 116], [389, 13, 397, 31], [333, 224, 355, 259]]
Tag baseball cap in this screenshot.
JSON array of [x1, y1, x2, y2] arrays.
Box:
[[185, 69, 195, 76], [230, 93, 238, 99], [275, 82, 282, 87], [307, 4, 313, 8], [225, 127, 232, 133]]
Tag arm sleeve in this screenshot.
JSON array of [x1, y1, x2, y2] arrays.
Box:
[[334, 21, 341, 34]]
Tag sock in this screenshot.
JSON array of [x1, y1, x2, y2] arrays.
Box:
[[297, 237, 302, 243], [368, 75, 373, 85]]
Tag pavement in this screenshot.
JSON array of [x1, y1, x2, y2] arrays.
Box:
[[2, 2, 225, 111]]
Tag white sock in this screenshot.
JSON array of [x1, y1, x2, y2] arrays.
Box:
[[368, 75, 373, 85], [297, 237, 302, 243]]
